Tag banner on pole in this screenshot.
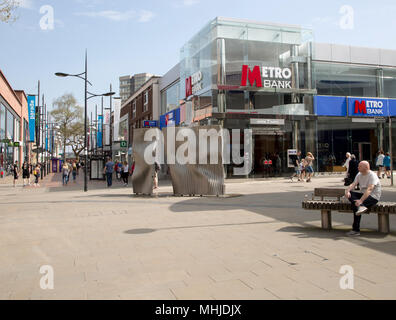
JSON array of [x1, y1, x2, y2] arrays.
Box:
[[27, 96, 36, 142], [97, 115, 103, 148], [113, 99, 121, 142]]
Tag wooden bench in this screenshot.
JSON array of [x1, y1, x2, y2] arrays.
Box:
[[302, 188, 396, 234]]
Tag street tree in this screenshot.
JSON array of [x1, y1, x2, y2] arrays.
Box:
[[0, 0, 18, 23], [51, 94, 84, 161], [68, 122, 85, 160]]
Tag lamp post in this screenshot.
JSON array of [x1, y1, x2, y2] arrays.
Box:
[[55, 50, 115, 192]]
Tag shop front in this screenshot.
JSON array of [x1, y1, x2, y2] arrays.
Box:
[[315, 96, 396, 171], [158, 17, 396, 177], [178, 17, 317, 176]]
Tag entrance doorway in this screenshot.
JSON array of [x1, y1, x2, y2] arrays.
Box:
[[253, 133, 284, 177]]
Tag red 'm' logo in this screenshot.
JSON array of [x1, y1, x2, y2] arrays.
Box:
[[241, 65, 262, 87], [185, 76, 192, 98], [355, 100, 367, 114]]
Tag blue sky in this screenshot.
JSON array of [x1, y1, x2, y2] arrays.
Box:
[[1, 0, 396, 116]]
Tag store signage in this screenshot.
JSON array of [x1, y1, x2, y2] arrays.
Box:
[[347, 97, 388, 117], [160, 108, 181, 129], [27, 95, 36, 142], [120, 141, 127, 148], [241, 65, 292, 89], [353, 99, 384, 116], [185, 71, 203, 97], [250, 119, 285, 125], [143, 120, 158, 128]]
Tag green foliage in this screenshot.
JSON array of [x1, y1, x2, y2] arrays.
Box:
[[0, 0, 18, 23], [51, 93, 85, 159]]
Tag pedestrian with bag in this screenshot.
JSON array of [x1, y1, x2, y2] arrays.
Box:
[[72, 161, 77, 182], [153, 162, 160, 189], [342, 152, 351, 180], [104, 157, 114, 187], [62, 163, 69, 185], [33, 164, 40, 187], [13, 161, 19, 187], [383, 152, 391, 179], [290, 151, 302, 182], [304, 152, 315, 183], [22, 161, 30, 187], [122, 161, 129, 186], [376, 150, 385, 179]]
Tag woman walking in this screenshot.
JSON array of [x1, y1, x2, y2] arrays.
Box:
[[62, 163, 70, 186], [376, 150, 385, 179], [33, 164, 41, 187], [383, 152, 391, 179], [72, 161, 77, 182], [13, 161, 19, 187], [22, 161, 30, 187], [305, 152, 315, 183], [122, 161, 129, 186]]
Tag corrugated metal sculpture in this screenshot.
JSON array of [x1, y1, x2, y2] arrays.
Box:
[[164, 125, 225, 196], [131, 128, 155, 195]]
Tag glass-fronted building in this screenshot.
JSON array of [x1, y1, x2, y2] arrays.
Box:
[[158, 17, 396, 176], [0, 70, 30, 170]]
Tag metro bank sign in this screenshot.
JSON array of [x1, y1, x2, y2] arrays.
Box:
[[348, 97, 387, 117], [241, 65, 292, 89]]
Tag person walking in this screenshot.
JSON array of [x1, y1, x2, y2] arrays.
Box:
[[62, 163, 70, 186], [104, 157, 114, 187], [345, 161, 382, 236], [342, 152, 351, 179], [153, 162, 160, 189], [383, 152, 391, 179], [376, 150, 385, 179], [67, 161, 72, 183], [33, 164, 41, 187], [13, 161, 19, 187], [304, 152, 315, 182], [290, 151, 302, 182], [122, 161, 129, 186], [346, 154, 359, 187], [22, 161, 30, 187], [76, 161, 80, 175], [72, 161, 77, 182]]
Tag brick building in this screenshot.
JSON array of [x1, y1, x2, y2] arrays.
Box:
[[120, 76, 161, 161]]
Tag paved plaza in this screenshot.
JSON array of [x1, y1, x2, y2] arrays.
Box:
[[1, 173, 396, 300]]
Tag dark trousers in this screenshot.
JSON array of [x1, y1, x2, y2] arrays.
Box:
[[106, 172, 113, 187], [348, 191, 378, 232], [122, 172, 128, 184]]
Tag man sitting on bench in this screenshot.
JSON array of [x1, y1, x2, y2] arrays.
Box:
[[345, 161, 382, 236]]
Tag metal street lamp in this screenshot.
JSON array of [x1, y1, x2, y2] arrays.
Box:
[[55, 50, 115, 192]]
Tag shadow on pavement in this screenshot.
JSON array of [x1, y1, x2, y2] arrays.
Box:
[[124, 220, 277, 235], [167, 190, 396, 257]]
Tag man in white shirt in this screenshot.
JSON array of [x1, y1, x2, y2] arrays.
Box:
[[345, 161, 382, 236]]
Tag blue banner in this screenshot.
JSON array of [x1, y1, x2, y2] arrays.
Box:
[[45, 123, 48, 151], [314, 96, 347, 117], [143, 120, 158, 128], [160, 108, 181, 129], [27, 95, 36, 142], [315, 95, 396, 117], [97, 115, 103, 148]]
